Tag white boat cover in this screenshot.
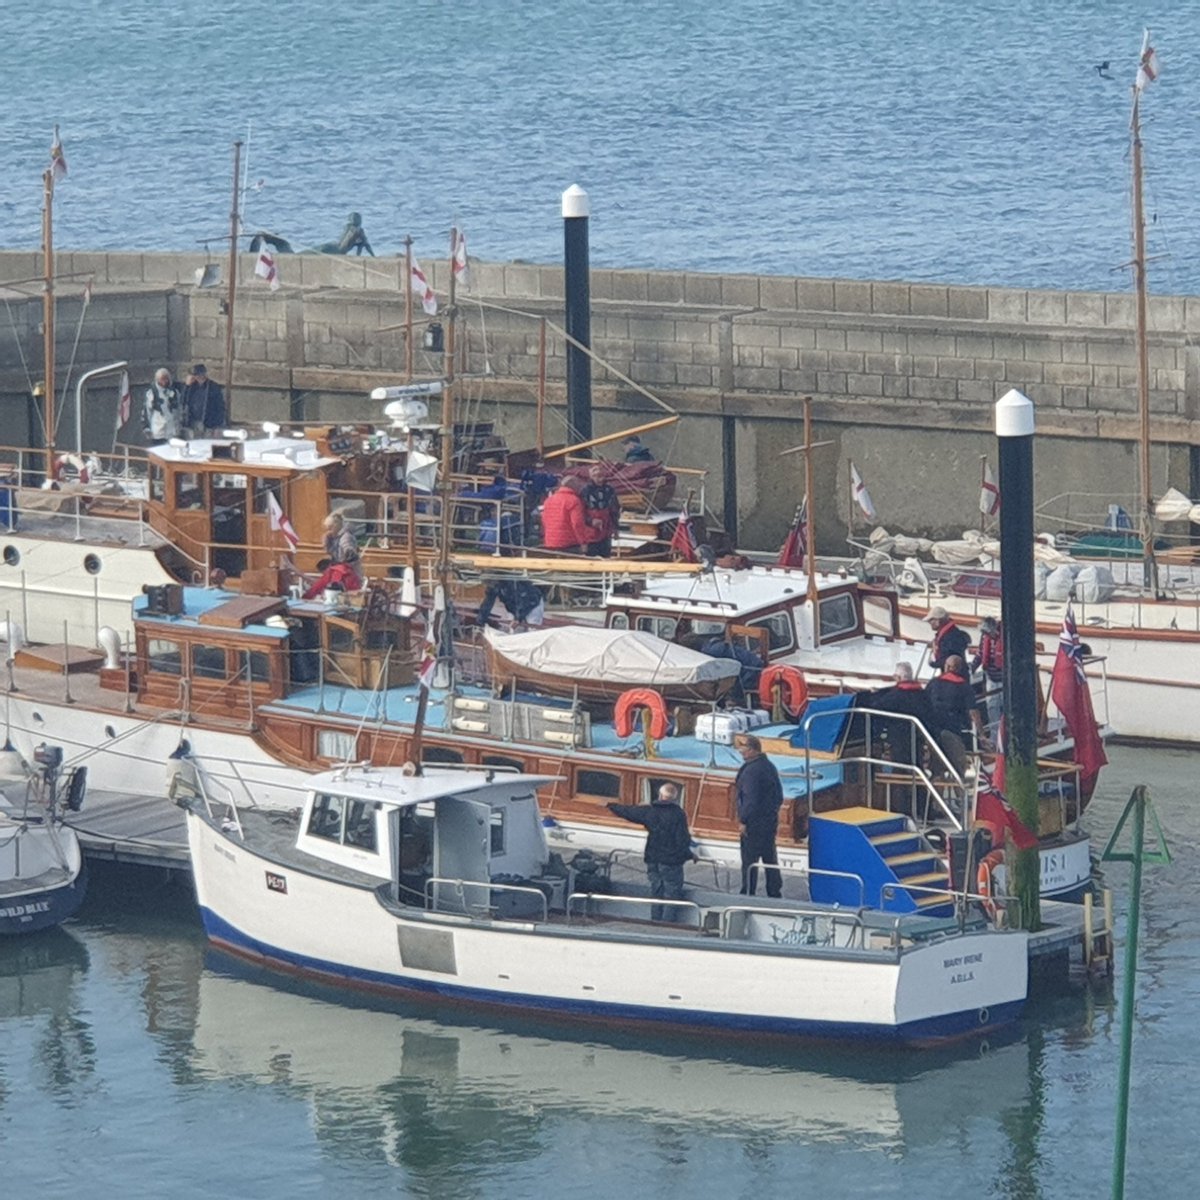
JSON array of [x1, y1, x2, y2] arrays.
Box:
[[484, 626, 741, 686]]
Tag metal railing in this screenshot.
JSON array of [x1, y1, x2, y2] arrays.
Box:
[[565, 891, 703, 927], [424, 876, 549, 922]]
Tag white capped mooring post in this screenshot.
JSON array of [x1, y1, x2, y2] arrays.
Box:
[[562, 184, 592, 444], [995, 388, 1040, 930]]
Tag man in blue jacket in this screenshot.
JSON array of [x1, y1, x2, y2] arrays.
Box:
[[734, 734, 783, 898], [607, 782, 697, 921]]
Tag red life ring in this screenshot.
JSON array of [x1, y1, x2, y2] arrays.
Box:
[[614, 688, 670, 740], [758, 664, 809, 717], [976, 848, 1005, 920]]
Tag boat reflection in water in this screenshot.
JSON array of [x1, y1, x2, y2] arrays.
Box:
[[191, 951, 1037, 1162]]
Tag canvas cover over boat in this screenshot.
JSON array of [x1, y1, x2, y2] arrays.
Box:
[[484, 626, 741, 688]]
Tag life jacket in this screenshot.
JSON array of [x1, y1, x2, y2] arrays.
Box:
[[978, 630, 1004, 678], [931, 620, 965, 665]]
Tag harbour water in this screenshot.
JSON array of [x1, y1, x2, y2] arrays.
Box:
[[2, 2, 1199, 292], [0, 744, 1194, 1199]]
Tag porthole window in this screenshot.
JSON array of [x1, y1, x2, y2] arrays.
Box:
[[84, 554, 102, 575], [3, 546, 19, 566]]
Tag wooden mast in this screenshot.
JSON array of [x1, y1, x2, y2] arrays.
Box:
[[804, 398, 820, 641], [403, 234, 414, 382], [223, 140, 242, 424], [1131, 89, 1157, 593]]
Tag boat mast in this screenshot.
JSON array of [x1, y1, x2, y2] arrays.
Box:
[[223, 140, 242, 424], [41, 164, 56, 469], [803, 397, 820, 641], [1131, 85, 1157, 593]]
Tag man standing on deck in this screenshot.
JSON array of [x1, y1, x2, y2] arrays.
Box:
[[181, 364, 226, 438], [581, 462, 620, 557], [143, 368, 182, 443], [734, 734, 783, 898], [926, 606, 970, 671], [607, 782, 698, 921], [540, 476, 603, 555]]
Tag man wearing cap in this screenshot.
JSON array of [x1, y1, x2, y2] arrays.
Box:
[[926, 606, 970, 672], [182, 364, 227, 438]]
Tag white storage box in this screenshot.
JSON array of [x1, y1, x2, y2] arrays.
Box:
[[745, 708, 771, 729], [695, 712, 750, 744]]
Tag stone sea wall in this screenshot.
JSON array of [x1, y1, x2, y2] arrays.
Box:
[[1, 249, 1196, 547]]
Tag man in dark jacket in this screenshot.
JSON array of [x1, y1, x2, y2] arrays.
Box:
[[926, 605, 970, 671], [607, 783, 697, 920], [181, 364, 226, 438], [925, 654, 989, 776], [734, 734, 784, 898]]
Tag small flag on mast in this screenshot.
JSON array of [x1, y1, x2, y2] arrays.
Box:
[[979, 460, 1001, 516], [265, 491, 300, 549], [418, 610, 440, 689], [1136, 29, 1158, 91], [777, 501, 807, 569], [50, 125, 68, 181], [849, 461, 876, 522], [452, 228, 470, 290], [1050, 605, 1108, 800], [254, 242, 280, 291], [411, 258, 438, 315], [116, 371, 132, 429], [669, 510, 699, 563]]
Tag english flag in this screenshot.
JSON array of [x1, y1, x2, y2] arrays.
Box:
[[1050, 606, 1108, 800], [979, 460, 1000, 516], [1136, 29, 1158, 91], [418, 610, 441, 689], [411, 258, 438, 315], [50, 125, 68, 181], [255, 243, 280, 291], [452, 228, 470, 290], [265, 490, 300, 549], [777, 501, 807, 569], [669, 510, 698, 563], [850, 461, 876, 522], [116, 371, 132, 429]]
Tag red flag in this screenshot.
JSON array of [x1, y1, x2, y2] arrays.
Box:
[[669, 510, 698, 562], [266, 491, 300, 549], [777, 502, 806, 569], [410, 258, 438, 315], [452, 227, 470, 289], [979, 460, 1000, 516], [50, 125, 68, 181], [975, 788, 1038, 851], [1136, 29, 1159, 91], [255, 243, 280, 291], [850, 461, 876, 521], [1050, 606, 1108, 799]]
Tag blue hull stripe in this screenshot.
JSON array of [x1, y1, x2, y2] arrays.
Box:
[[0, 866, 88, 936], [199, 906, 1023, 1046]]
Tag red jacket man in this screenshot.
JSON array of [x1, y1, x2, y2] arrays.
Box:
[[541, 478, 603, 553]]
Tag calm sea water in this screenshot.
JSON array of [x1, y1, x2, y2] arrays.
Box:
[[1, 2, 1199, 293], [0, 744, 1194, 1200]]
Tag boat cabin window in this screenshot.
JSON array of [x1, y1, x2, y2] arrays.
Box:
[[247, 650, 271, 684], [862, 592, 894, 637], [748, 610, 795, 653], [576, 769, 621, 799], [343, 800, 378, 852], [490, 808, 506, 855], [150, 465, 166, 503], [316, 729, 357, 761], [644, 777, 686, 806], [191, 645, 227, 680], [690, 618, 725, 638], [307, 793, 346, 841], [482, 755, 523, 773], [175, 472, 205, 511], [423, 747, 464, 765], [634, 615, 678, 641], [817, 593, 859, 642], [147, 638, 183, 676], [609, 612, 629, 630], [252, 478, 282, 515]]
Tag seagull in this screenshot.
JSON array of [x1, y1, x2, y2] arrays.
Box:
[[1095, 61, 1113, 79]]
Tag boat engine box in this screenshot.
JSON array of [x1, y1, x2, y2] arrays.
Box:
[[695, 712, 750, 744]]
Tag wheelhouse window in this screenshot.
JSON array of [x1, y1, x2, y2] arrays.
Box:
[[191, 645, 227, 680], [634, 615, 678, 641], [818, 593, 860, 642], [253, 477, 282, 515], [489, 808, 506, 855], [147, 638, 182, 675], [482, 755, 523, 773], [247, 650, 271, 684], [175, 472, 205, 510], [690, 619, 725, 639], [748, 610, 795, 653], [644, 777, 686, 806], [423, 746, 464, 765], [150, 465, 166, 503], [608, 612, 629, 630], [307, 793, 346, 841], [343, 800, 378, 852], [576, 769, 621, 799]]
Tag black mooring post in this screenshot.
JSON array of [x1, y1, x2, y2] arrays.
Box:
[[562, 184, 592, 445], [996, 387, 1040, 931]]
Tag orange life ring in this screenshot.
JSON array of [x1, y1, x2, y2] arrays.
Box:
[[614, 688, 670, 740], [758, 664, 809, 717], [976, 848, 1005, 920]]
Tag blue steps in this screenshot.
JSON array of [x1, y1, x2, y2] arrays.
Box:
[[809, 806, 955, 917]]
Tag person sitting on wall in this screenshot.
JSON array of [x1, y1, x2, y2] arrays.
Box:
[[317, 212, 375, 256], [302, 512, 363, 598]]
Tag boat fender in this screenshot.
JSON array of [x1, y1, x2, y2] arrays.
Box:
[[614, 688, 670, 740], [976, 848, 1005, 921], [758, 664, 809, 718]]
